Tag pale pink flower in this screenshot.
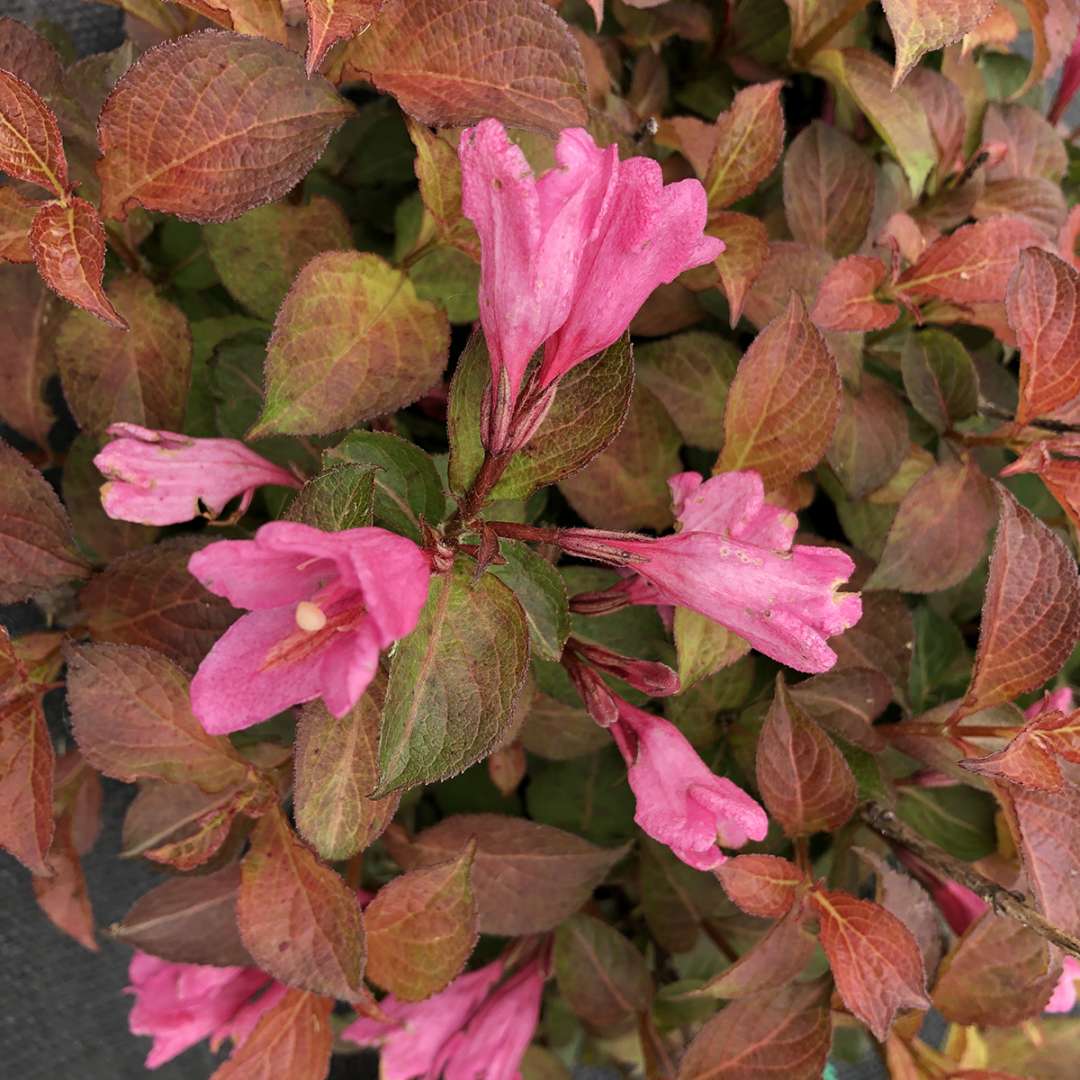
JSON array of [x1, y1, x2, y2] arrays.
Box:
[[560, 471, 862, 673], [188, 522, 430, 733], [1046, 955, 1080, 1014], [1025, 687, 1076, 719], [459, 119, 721, 449], [611, 697, 768, 870], [125, 952, 277, 1069], [94, 423, 300, 526], [343, 957, 544, 1080]]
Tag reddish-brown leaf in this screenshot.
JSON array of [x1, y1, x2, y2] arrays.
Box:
[[112, 863, 254, 967], [250, 252, 449, 438], [756, 675, 858, 836], [0, 440, 90, 603], [697, 211, 769, 328], [957, 487, 1080, 717], [294, 687, 400, 862], [900, 327, 980, 433], [554, 912, 654, 1033], [305, 0, 387, 74], [692, 908, 818, 999], [932, 913, 1058, 1025], [0, 70, 67, 197], [0, 693, 54, 875], [702, 81, 785, 211], [985, 103, 1068, 184], [826, 375, 910, 499], [715, 292, 841, 487], [383, 815, 628, 936], [963, 708, 1080, 791], [1002, 436, 1080, 530], [238, 805, 366, 1000], [810, 888, 930, 1041], [122, 780, 236, 859], [1008, 248, 1080, 424], [1015, 0, 1080, 99], [66, 642, 251, 793], [0, 265, 57, 446], [32, 813, 98, 951], [365, 844, 477, 1001], [676, 979, 832, 1080], [342, 0, 588, 134], [98, 31, 352, 223], [787, 668, 891, 752], [29, 197, 126, 328], [716, 854, 806, 918], [172, 0, 288, 42], [882, 0, 997, 86], [54, 273, 191, 436], [831, 590, 914, 699], [0, 185, 36, 262], [812, 256, 899, 331], [896, 216, 1048, 305], [866, 459, 997, 593], [783, 120, 875, 258], [79, 537, 238, 671], [407, 117, 480, 262], [211, 989, 333, 1080], [1005, 778, 1080, 937]]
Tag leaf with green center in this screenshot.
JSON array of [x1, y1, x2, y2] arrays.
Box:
[[672, 608, 750, 691], [365, 843, 477, 1001], [55, 274, 191, 437], [554, 913, 653, 1033], [294, 681, 400, 862], [900, 328, 980, 432], [406, 117, 480, 261], [238, 805, 367, 1000], [0, 441, 90, 603], [342, 0, 588, 134], [204, 198, 351, 322], [489, 539, 569, 662], [376, 562, 530, 793], [98, 32, 352, 223], [66, 642, 250, 793], [448, 330, 634, 500], [826, 375, 910, 499], [250, 252, 448, 438], [286, 464, 376, 533]]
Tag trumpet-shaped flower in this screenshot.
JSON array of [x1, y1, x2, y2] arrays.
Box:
[[188, 522, 430, 734], [559, 471, 862, 673], [459, 119, 721, 449], [125, 952, 281, 1069], [611, 697, 769, 870], [95, 423, 301, 526]]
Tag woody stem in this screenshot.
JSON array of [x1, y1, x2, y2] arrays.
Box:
[[861, 803, 1080, 960], [443, 452, 512, 541]]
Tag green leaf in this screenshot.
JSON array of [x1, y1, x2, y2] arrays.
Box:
[[376, 562, 531, 793], [897, 785, 998, 861], [909, 605, 967, 711], [447, 331, 634, 500], [489, 539, 569, 662], [407, 245, 480, 325], [526, 748, 636, 846], [900, 329, 980, 433], [286, 464, 376, 532], [250, 252, 449, 437], [328, 431, 446, 542], [185, 315, 269, 437], [673, 608, 751, 691]]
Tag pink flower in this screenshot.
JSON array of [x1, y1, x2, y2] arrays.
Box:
[[1046, 955, 1080, 1014], [94, 423, 301, 526], [459, 119, 721, 450], [188, 522, 430, 733], [1049, 30, 1080, 125], [895, 851, 987, 936], [560, 471, 862, 674], [343, 955, 544, 1080], [611, 697, 769, 870], [125, 952, 278, 1069], [1025, 687, 1076, 719]]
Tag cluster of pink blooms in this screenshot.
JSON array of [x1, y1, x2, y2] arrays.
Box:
[[459, 119, 723, 452], [125, 949, 545, 1076]]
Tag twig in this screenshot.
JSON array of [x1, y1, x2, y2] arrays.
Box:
[[861, 803, 1080, 961], [979, 404, 1080, 436]]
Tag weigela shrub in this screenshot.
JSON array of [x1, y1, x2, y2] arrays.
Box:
[[2, 1, 1080, 1076]]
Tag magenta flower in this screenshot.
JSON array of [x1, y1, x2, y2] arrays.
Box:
[[459, 119, 722, 450], [125, 952, 280, 1069], [560, 471, 862, 674], [343, 955, 544, 1080], [188, 522, 431, 734], [1046, 956, 1080, 1014], [610, 697, 768, 870], [1025, 687, 1075, 719], [94, 423, 301, 526]]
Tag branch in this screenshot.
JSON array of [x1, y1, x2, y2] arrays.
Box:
[[861, 803, 1080, 961], [979, 404, 1080, 436]]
